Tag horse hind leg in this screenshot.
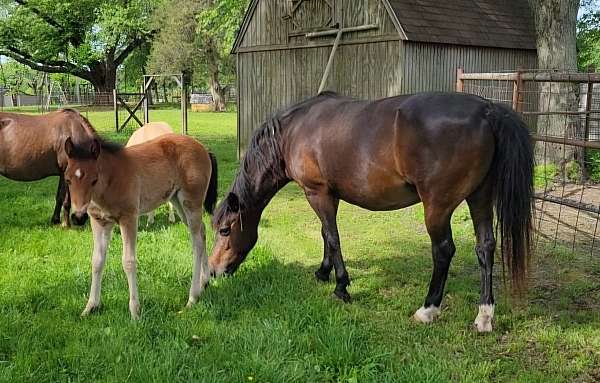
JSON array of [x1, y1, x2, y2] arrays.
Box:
[[467, 184, 496, 332], [413, 202, 456, 324], [52, 175, 66, 225]]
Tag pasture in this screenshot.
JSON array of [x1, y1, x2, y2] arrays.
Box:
[[0, 109, 599, 382]]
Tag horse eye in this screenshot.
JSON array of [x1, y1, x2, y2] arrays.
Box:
[[91, 179, 98, 186], [219, 227, 231, 237], [65, 179, 71, 185]]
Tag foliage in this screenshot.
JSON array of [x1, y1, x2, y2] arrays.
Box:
[[578, 0, 600, 70], [0, 109, 599, 382], [148, 0, 248, 90], [585, 148, 600, 182], [534, 163, 558, 189], [0, 0, 159, 90], [566, 160, 582, 182]]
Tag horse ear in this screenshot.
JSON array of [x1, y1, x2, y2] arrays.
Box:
[[90, 139, 100, 159], [227, 192, 240, 213], [64, 137, 74, 158]]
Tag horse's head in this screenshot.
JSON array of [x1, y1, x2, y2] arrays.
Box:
[[64, 137, 100, 226], [209, 192, 259, 277]]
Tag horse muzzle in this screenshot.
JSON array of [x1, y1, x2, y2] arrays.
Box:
[[70, 212, 89, 226]]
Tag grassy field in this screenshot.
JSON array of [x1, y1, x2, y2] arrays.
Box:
[[0, 109, 599, 382]]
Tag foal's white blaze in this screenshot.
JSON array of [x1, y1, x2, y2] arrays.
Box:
[[474, 304, 495, 332], [413, 305, 441, 323], [75, 168, 82, 179]]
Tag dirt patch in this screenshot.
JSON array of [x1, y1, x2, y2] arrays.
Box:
[[535, 183, 600, 254]]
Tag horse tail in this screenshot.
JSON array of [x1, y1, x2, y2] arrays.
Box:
[[488, 102, 534, 294], [204, 152, 218, 215]]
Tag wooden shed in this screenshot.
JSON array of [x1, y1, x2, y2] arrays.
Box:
[[232, 0, 538, 154]]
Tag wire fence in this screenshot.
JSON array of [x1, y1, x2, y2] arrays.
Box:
[[458, 69, 600, 257]]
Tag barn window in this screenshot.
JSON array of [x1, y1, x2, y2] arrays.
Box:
[[284, 0, 336, 34]]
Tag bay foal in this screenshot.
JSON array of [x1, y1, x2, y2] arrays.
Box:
[[64, 134, 217, 319], [126, 122, 177, 225]]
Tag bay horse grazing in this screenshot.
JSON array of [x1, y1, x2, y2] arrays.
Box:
[[64, 133, 218, 319], [0, 109, 99, 225], [126, 122, 177, 225], [210, 92, 533, 332]]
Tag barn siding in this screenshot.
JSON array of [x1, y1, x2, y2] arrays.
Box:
[[238, 0, 399, 51], [401, 42, 538, 93], [237, 39, 404, 155]]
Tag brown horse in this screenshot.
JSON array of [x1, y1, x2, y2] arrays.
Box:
[[210, 92, 534, 332], [64, 133, 218, 319], [126, 122, 177, 225], [0, 109, 98, 225]]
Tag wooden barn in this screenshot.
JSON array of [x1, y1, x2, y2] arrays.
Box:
[[232, 0, 538, 154]]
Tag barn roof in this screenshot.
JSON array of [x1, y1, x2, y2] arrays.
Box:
[[232, 0, 537, 53], [387, 0, 536, 50]]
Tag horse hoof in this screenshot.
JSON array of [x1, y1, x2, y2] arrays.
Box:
[[314, 269, 330, 282], [333, 289, 351, 303], [413, 306, 441, 324], [81, 303, 100, 317], [51, 216, 61, 225], [474, 305, 494, 332]]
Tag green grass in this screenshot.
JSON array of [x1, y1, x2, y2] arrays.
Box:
[[1, 109, 599, 382]]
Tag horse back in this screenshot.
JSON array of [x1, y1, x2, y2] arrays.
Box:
[[126, 122, 174, 147]]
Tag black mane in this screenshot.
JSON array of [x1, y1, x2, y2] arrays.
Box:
[[68, 137, 123, 159], [213, 92, 340, 225]]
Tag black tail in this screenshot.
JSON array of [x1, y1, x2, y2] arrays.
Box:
[[488, 103, 534, 293], [204, 153, 218, 215]]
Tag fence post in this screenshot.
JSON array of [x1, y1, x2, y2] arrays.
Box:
[[113, 89, 118, 132], [512, 69, 523, 112], [456, 68, 464, 92]]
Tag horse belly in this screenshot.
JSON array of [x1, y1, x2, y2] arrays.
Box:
[[338, 179, 421, 211]]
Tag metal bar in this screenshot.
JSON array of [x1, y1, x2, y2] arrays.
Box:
[[521, 72, 600, 83], [522, 110, 600, 116], [460, 72, 519, 81], [534, 194, 600, 215], [306, 24, 378, 38], [318, 28, 343, 93], [531, 134, 600, 149]]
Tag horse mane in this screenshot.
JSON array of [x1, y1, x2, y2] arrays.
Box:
[[214, 92, 340, 225]]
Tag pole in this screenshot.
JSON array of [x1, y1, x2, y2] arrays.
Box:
[[318, 28, 343, 94]]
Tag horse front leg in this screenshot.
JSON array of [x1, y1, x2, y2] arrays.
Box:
[[81, 216, 114, 316], [305, 191, 350, 302], [414, 204, 455, 324], [120, 215, 140, 320]]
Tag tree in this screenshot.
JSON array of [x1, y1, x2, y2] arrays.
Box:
[[528, 0, 581, 164], [0, 0, 158, 92], [148, 0, 248, 111]]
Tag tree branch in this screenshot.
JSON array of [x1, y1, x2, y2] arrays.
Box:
[[0, 46, 91, 80], [115, 36, 149, 65]]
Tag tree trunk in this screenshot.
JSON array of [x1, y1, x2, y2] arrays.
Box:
[[529, 0, 580, 167], [206, 39, 226, 112]]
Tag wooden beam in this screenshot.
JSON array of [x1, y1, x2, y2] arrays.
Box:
[[306, 24, 378, 38], [318, 28, 343, 93]]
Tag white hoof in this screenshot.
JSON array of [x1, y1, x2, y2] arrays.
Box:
[[413, 305, 441, 324], [129, 301, 141, 320], [474, 304, 494, 332], [81, 302, 99, 317]]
